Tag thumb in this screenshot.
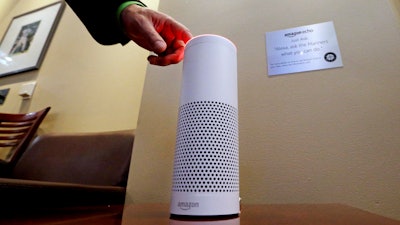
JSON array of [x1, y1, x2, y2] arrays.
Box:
[[152, 39, 167, 54], [140, 21, 167, 53]]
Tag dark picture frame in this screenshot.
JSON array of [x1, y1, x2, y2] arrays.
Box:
[[0, 1, 65, 77]]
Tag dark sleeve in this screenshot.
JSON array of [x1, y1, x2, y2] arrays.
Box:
[[65, 0, 145, 45]]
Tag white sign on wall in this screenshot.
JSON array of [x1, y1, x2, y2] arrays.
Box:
[[265, 21, 343, 76]]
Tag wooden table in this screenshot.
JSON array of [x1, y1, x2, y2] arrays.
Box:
[[122, 203, 400, 225], [1, 203, 399, 225]]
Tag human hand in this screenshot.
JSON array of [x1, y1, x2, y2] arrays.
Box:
[[120, 4, 192, 66]]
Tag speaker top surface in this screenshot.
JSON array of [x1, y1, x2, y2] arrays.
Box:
[[186, 34, 237, 53]]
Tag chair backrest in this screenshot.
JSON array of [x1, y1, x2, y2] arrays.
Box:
[[12, 130, 135, 187], [0, 107, 51, 176]]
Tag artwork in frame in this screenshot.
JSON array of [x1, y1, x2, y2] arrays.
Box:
[[0, 1, 65, 78]]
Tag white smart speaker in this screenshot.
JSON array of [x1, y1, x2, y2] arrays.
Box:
[[170, 34, 240, 218]]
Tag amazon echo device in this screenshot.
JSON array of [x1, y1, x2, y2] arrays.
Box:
[[170, 34, 240, 217]]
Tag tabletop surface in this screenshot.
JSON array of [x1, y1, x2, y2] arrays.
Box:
[[122, 203, 400, 225], [1, 203, 399, 225]]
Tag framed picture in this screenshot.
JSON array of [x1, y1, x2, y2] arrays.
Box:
[[0, 1, 65, 78]]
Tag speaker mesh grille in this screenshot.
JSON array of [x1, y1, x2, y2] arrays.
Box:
[[172, 101, 239, 193]]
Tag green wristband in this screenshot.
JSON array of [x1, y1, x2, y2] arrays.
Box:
[[117, 1, 147, 25]]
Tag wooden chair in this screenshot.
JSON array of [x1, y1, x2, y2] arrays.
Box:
[[0, 107, 51, 177]]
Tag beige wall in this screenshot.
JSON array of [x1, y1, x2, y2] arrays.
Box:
[[126, 0, 400, 220], [392, 0, 400, 16], [0, 0, 159, 133], [0, 0, 19, 22]]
